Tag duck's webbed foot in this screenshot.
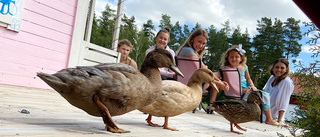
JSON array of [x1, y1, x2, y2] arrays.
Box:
[[163, 126, 178, 131], [230, 123, 243, 134], [162, 116, 178, 131], [105, 126, 130, 133], [93, 94, 130, 133], [234, 123, 247, 131], [146, 114, 162, 127]]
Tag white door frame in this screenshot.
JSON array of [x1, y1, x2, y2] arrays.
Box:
[[68, 0, 120, 67]]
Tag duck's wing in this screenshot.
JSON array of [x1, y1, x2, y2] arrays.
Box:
[[155, 81, 188, 103], [89, 64, 145, 104], [212, 100, 249, 114], [94, 63, 139, 74], [55, 63, 142, 101], [49, 63, 138, 83], [213, 100, 247, 108], [162, 80, 190, 94], [139, 81, 193, 116], [213, 100, 261, 123], [158, 81, 196, 109]]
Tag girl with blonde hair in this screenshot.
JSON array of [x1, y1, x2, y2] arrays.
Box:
[[177, 28, 229, 113], [217, 45, 288, 127]]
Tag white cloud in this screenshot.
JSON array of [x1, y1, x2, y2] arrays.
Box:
[[95, 0, 117, 19], [301, 45, 316, 53], [295, 58, 303, 62], [95, 0, 311, 37]]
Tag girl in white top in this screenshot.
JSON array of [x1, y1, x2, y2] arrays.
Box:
[[145, 27, 176, 80], [263, 58, 294, 125]]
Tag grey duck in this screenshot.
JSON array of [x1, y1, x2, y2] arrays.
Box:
[[37, 48, 184, 133]]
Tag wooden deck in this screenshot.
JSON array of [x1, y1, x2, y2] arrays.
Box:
[[0, 84, 301, 137]]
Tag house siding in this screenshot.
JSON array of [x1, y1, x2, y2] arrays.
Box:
[[0, 0, 78, 89]]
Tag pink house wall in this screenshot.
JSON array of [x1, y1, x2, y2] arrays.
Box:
[[0, 0, 78, 89]]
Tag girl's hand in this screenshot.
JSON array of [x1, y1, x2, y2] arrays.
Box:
[[222, 81, 229, 91], [249, 83, 257, 91], [242, 88, 250, 94], [214, 80, 229, 91], [250, 86, 258, 91], [203, 64, 208, 69]]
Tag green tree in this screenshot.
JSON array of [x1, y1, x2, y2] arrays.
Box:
[[90, 13, 102, 45], [205, 25, 219, 71], [228, 26, 254, 79], [171, 21, 183, 52], [131, 19, 159, 68], [241, 29, 254, 80], [272, 18, 285, 56], [159, 14, 173, 29], [181, 24, 190, 43], [191, 22, 201, 32], [283, 17, 302, 59], [159, 14, 174, 46], [228, 26, 243, 45], [204, 20, 231, 71], [221, 19, 232, 44], [252, 17, 285, 88], [142, 19, 155, 41], [119, 14, 138, 45], [132, 30, 151, 69], [98, 4, 116, 49]]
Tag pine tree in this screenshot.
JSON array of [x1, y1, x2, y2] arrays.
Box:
[[191, 23, 201, 32], [171, 21, 183, 52], [142, 19, 155, 41], [252, 17, 285, 88], [90, 13, 102, 45], [205, 25, 219, 71], [228, 26, 254, 80], [204, 20, 231, 71], [283, 17, 302, 59], [182, 24, 190, 42], [132, 30, 151, 69], [98, 4, 116, 49], [119, 14, 138, 45], [159, 14, 174, 46]]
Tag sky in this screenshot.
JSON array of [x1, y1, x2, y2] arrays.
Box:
[[94, 0, 318, 72]]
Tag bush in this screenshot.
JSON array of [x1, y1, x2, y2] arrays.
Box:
[[290, 73, 320, 137], [289, 22, 320, 137]]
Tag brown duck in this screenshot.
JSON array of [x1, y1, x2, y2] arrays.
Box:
[[37, 48, 184, 133], [212, 91, 264, 134], [138, 68, 219, 131]]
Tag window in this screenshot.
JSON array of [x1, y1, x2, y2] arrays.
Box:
[[0, 0, 24, 32]]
